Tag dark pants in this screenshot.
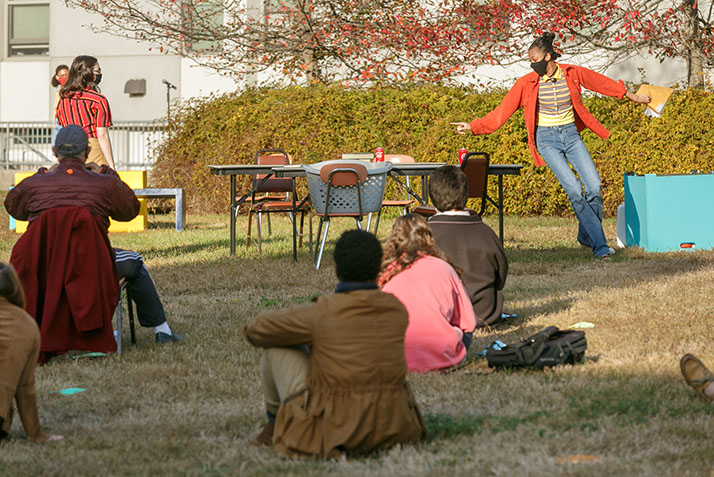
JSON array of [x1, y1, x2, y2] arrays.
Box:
[[114, 249, 166, 328]]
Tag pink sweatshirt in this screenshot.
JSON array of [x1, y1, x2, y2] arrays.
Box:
[[382, 256, 477, 372]]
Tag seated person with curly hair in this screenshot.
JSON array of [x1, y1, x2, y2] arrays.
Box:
[[244, 230, 425, 458], [379, 213, 476, 373]]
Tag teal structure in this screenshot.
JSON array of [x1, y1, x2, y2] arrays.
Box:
[[624, 173, 714, 252]]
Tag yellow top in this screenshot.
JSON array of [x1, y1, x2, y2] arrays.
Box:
[[537, 65, 575, 127]]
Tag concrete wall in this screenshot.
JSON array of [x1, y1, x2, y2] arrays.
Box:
[[0, 60, 49, 120], [179, 59, 239, 100]]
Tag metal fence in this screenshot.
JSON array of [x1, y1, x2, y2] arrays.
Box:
[[0, 121, 167, 170]]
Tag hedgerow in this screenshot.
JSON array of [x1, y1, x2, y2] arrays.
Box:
[[151, 84, 714, 216]]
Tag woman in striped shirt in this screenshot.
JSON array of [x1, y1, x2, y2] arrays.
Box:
[[56, 56, 115, 169], [453, 32, 651, 259]]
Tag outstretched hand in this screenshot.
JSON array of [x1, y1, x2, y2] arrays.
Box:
[[84, 162, 101, 173], [451, 122, 470, 135], [626, 92, 651, 104]]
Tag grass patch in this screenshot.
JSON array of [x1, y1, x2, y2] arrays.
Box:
[[0, 204, 713, 475]]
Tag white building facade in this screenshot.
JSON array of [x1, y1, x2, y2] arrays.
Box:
[[0, 0, 245, 123]]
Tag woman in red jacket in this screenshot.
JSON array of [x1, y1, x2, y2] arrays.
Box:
[[453, 32, 651, 259]]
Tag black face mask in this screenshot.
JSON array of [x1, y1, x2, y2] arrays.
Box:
[[94, 73, 102, 85], [530, 58, 548, 76]]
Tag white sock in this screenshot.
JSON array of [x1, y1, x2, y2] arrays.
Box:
[[154, 322, 172, 335]]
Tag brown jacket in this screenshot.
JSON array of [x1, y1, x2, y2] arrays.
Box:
[[4, 157, 139, 230], [0, 297, 46, 441], [429, 213, 508, 326], [244, 289, 426, 458]]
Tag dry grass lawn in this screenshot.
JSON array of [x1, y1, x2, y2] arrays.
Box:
[[0, 206, 713, 476]]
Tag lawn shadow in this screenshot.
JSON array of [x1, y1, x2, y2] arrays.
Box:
[[506, 244, 595, 264]]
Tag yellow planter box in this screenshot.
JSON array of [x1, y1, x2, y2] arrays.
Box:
[[12, 170, 147, 234]]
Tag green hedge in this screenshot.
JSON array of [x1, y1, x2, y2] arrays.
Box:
[[151, 84, 714, 216]]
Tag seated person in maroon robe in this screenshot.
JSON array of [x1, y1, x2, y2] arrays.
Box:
[[4, 125, 181, 359]]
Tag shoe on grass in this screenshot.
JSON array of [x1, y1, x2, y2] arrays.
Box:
[[248, 422, 274, 447], [155, 331, 183, 343], [680, 354, 714, 402]]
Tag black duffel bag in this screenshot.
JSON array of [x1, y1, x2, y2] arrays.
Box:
[[486, 326, 587, 369]]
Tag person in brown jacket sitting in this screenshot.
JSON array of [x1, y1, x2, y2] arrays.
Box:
[[0, 263, 63, 442], [244, 230, 426, 458], [427, 166, 509, 327]]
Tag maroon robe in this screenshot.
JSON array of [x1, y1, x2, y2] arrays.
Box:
[[10, 206, 118, 363]]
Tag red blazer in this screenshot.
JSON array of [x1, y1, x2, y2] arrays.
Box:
[[10, 206, 118, 363], [469, 63, 627, 166]]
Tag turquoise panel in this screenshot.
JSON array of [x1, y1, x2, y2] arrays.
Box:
[[624, 173, 714, 252]]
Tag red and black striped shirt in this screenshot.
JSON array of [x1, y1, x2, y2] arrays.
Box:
[[56, 88, 112, 138]]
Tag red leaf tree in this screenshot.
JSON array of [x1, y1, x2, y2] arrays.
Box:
[[450, 0, 713, 88], [65, 0, 712, 87], [63, 0, 487, 85]]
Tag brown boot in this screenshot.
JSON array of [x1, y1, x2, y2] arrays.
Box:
[[248, 422, 274, 447]]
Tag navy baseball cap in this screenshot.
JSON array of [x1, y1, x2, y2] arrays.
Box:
[[55, 125, 89, 157]]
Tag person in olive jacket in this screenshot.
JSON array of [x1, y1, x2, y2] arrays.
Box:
[[243, 230, 426, 458]]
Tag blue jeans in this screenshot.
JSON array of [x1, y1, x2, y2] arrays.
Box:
[[51, 118, 62, 146], [535, 123, 609, 257]]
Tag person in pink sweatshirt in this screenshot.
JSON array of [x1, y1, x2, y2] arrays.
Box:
[[379, 214, 477, 372]]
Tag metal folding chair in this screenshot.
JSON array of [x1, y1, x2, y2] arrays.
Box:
[[244, 148, 309, 254], [115, 278, 136, 355]]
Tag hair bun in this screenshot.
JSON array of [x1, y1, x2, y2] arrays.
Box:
[[542, 32, 555, 43]]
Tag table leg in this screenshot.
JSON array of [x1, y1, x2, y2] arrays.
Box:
[[230, 174, 236, 256], [291, 179, 297, 263], [176, 189, 184, 231], [421, 175, 429, 205], [498, 175, 504, 243]]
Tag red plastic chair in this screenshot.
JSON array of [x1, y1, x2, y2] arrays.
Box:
[[373, 154, 415, 235], [413, 152, 490, 217], [244, 149, 309, 254]]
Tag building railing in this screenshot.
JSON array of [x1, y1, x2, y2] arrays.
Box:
[[0, 121, 168, 170]]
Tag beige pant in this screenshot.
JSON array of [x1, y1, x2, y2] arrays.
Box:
[[261, 347, 309, 415], [87, 137, 109, 168]]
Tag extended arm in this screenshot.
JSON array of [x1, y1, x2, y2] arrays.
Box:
[[451, 274, 478, 332], [577, 67, 650, 104], [453, 79, 526, 136], [243, 301, 318, 348], [99, 166, 140, 222], [15, 343, 46, 442], [96, 127, 116, 169], [3, 175, 38, 221]]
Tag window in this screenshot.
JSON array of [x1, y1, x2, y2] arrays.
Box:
[[8, 2, 50, 56], [189, 1, 224, 53]]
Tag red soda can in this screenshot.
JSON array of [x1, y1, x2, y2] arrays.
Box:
[[375, 147, 385, 163], [458, 148, 468, 165]]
